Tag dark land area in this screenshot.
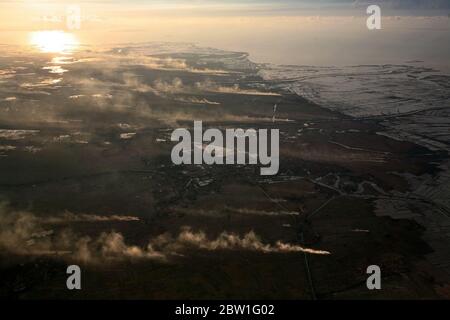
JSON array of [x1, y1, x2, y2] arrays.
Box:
[[0, 45, 449, 299]]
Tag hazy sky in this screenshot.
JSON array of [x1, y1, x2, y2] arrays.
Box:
[[0, 0, 449, 67]]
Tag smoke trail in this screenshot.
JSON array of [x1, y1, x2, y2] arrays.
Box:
[[0, 204, 330, 265]]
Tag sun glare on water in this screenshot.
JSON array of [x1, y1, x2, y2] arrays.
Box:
[[29, 31, 79, 54]]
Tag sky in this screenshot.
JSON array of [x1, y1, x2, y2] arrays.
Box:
[[0, 0, 449, 67]]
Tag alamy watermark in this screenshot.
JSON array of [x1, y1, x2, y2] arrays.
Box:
[[367, 5, 382, 30], [34, 4, 100, 31], [66, 265, 81, 290], [66, 5, 81, 30], [171, 121, 279, 176], [366, 265, 381, 290]]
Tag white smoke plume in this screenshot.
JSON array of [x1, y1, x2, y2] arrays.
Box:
[[0, 204, 330, 265], [170, 227, 330, 255], [174, 97, 220, 105], [42, 212, 140, 223], [172, 207, 299, 217]]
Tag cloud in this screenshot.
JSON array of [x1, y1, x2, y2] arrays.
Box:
[[101, 52, 228, 75], [128, 76, 279, 97], [0, 44, 277, 128], [0, 129, 39, 140], [195, 79, 281, 96], [119, 132, 136, 139], [153, 77, 184, 94]]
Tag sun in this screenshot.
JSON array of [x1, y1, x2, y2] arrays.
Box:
[[29, 31, 79, 54]]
